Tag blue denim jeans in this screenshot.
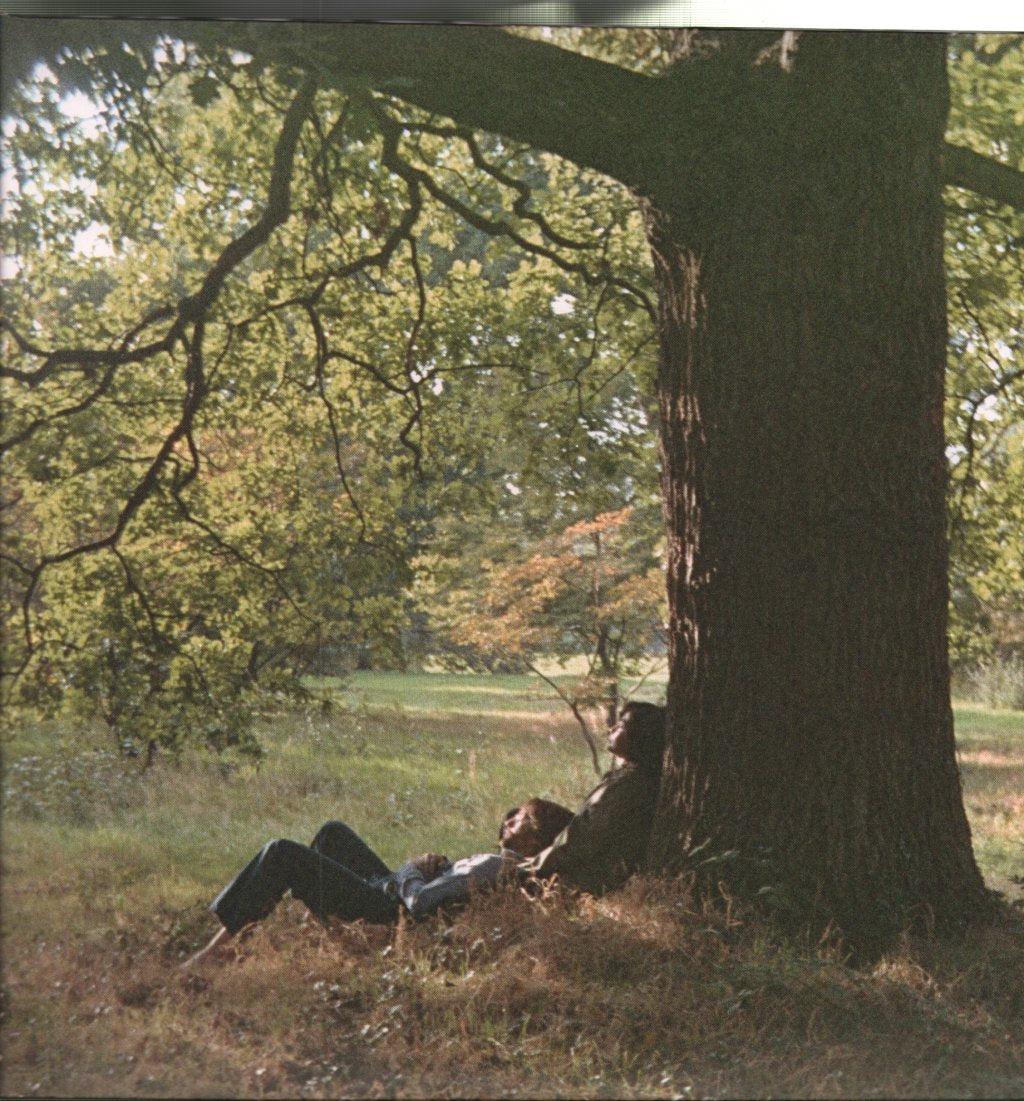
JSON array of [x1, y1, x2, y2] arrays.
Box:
[[210, 820, 400, 934]]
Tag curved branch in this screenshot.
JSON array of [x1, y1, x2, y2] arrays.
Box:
[[409, 120, 600, 253], [0, 311, 179, 386], [404, 119, 656, 322], [2, 75, 315, 406], [376, 110, 656, 325], [524, 659, 603, 776], [398, 236, 428, 475], [301, 300, 373, 545], [112, 546, 164, 645], [7, 78, 317, 668], [177, 76, 316, 319], [167, 476, 315, 626], [0, 363, 119, 453], [943, 143, 1024, 213]]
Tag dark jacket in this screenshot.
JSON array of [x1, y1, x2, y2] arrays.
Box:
[[524, 763, 659, 895]]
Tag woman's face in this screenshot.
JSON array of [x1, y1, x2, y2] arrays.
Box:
[[606, 707, 638, 761]]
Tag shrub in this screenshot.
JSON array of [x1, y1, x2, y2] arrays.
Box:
[[963, 654, 1024, 711], [2, 747, 143, 824]]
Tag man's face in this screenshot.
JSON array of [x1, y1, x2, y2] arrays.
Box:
[[499, 804, 543, 856]]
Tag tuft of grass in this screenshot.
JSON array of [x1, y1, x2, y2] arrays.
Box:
[[2, 674, 1022, 1098], [953, 702, 1024, 901]]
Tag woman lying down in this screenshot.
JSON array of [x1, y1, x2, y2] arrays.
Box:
[[181, 798, 574, 967]]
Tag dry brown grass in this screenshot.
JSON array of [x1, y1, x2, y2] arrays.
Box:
[[3, 874, 1023, 1099], [3, 692, 1021, 1098]]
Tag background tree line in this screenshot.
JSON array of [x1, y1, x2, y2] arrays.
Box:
[[2, 26, 666, 760], [2, 29, 1021, 758]]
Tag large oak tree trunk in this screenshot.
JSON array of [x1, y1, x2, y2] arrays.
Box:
[[642, 32, 986, 953]]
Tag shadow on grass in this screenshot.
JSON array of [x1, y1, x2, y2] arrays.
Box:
[[6, 871, 1024, 1100]]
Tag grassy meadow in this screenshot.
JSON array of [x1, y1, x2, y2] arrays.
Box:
[[1, 672, 1022, 1098]]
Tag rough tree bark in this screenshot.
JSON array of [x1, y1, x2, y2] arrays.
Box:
[[6, 20, 1019, 950], [640, 33, 987, 951]]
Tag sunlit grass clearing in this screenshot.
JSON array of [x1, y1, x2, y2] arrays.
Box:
[[1, 673, 1021, 1099]]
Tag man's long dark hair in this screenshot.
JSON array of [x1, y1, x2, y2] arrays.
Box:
[[499, 798, 573, 852]]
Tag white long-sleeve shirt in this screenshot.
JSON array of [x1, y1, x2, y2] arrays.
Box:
[[384, 849, 525, 918]]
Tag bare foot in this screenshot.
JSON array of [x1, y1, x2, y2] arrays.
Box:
[[179, 926, 233, 969]]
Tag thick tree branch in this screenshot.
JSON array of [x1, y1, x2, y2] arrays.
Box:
[[943, 142, 1024, 213], [10, 18, 1024, 218], [1, 310, 179, 386], [4, 19, 662, 188]]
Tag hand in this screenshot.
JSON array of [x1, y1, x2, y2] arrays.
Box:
[[497, 851, 524, 884], [408, 852, 450, 881]]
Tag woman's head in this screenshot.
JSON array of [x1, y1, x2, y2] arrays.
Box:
[[498, 797, 574, 857], [606, 701, 666, 772]]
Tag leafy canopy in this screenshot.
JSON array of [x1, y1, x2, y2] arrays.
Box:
[[1, 27, 1022, 761], [0, 27, 658, 757]]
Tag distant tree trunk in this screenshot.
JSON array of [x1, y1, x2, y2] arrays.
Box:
[[642, 32, 987, 953], [593, 626, 620, 727]]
